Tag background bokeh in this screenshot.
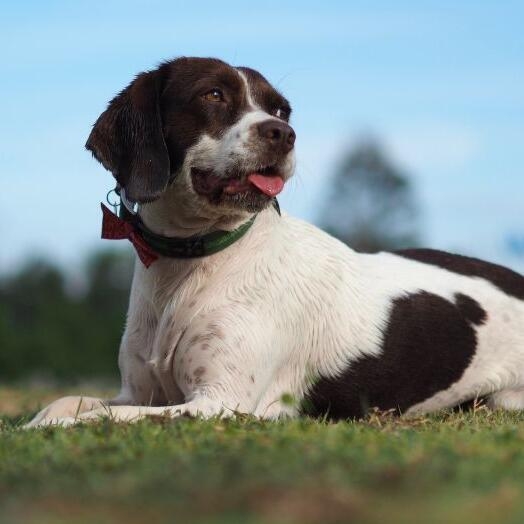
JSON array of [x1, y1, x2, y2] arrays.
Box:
[[1, 1, 523, 380]]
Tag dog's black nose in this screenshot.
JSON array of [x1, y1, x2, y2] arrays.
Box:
[[257, 120, 296, 154]]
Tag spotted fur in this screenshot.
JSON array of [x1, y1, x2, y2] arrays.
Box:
[[27, 58, 524, 427]]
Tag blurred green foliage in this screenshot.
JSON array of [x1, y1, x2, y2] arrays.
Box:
[[0, 250, 134, 382]]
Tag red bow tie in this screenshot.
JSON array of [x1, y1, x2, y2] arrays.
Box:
[[100, 203, 159, 267]]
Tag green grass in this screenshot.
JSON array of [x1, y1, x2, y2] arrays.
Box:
[[2, 392, 524, 524]]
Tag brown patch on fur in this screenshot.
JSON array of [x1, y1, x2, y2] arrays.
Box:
[[454, 293, 488, 326], [188, 334, 201, 347], [237, 66, 291, 122], [194, 366, 206, 377], [86, 69, 170, 203], [305, 291, 479, 420], [397, 248, 524, 300]]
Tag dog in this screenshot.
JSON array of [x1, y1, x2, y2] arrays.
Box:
[[27, 57, 524, 427]]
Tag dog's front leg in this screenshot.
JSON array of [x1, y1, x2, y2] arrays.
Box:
[[23, 396, 107, 428], [49, 396, 233, 426], [51, 309, 282, 426], [24, 272, 164, 429]]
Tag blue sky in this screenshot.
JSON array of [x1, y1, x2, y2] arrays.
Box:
[[1, 1, 523, 273]]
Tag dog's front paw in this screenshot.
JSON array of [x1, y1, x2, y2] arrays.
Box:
[[23, 396, 107, 429]]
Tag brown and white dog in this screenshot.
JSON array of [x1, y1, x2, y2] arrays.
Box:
[[27, 57, 524, 427]]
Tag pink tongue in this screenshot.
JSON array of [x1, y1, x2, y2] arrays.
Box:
[[247, 174, 285, 197]]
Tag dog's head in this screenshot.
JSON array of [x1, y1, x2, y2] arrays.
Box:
[[86, 57, 295, 215]]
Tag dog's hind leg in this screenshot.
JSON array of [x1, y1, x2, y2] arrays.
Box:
[[487, 387, 524, 411]]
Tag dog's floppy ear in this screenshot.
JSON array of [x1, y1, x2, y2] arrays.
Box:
[[86, 70, 170, 203]]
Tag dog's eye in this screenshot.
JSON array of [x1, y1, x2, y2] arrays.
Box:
[[202, 89, 224, 102], [275, 107, 290, 120]]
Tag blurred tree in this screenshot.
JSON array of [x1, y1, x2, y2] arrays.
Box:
[[507, 234, 524, 258], [319, 138, 421, 252], [0, 250, 134, 382]]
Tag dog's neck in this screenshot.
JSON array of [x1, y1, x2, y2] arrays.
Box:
[[138, 182, 255, 238]]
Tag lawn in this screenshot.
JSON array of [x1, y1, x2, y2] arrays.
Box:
[[1, 386, 524, 524]]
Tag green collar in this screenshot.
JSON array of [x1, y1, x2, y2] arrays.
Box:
[[135, 213, 257, 258], [113, 198, 280, 260]]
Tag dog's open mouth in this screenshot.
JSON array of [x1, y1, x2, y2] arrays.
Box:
[[191, 166, 285, 199]]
